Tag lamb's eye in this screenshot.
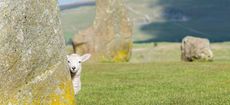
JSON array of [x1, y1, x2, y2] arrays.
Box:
[[68, 61, 70, 63], [79, 61, 81, 63]]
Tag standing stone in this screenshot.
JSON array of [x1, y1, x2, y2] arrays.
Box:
[[181, 36, 214, 62], [0, 0, 76, 104], [72, 0, 133, 62]]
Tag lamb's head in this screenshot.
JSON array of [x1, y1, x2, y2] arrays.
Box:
[[67, 54, 91, 74]]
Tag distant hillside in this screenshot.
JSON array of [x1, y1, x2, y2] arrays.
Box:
[[60, 0, 230, 43], [59, 1, 95, 11]]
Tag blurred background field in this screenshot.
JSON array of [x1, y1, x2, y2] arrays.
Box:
[[59, 0, 230, 104], [60, 0, 230, 43]]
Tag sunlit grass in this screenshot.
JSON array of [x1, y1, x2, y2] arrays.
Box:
[[78, 62, 230, 105], [75, 43, 230, 105]]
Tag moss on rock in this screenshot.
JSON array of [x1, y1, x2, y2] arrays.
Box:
[[72, 0, 133, 62], [0, 0, 76, 104]]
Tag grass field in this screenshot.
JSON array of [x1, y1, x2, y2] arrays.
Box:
[[75, 43, 230, 105], [60, 1, 230, 104]]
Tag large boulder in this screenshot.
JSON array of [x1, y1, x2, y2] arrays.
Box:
[[0, 0, 75, 104], [72, 0, 133, 62], [181, 36, 214, 61]]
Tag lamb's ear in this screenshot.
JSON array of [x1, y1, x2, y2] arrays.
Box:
[[67, 55, 69, 59], [81, 54, 91, 62]]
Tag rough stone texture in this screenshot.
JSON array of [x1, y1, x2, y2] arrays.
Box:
[[0, 0, 76, 104], [72, 0, 133, 62], [181, 36, 214, 62]]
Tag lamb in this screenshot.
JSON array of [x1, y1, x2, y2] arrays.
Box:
[[67, 53, 91, 95]]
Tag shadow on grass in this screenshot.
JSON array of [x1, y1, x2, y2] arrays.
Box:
[[136, 0, 230, 43]]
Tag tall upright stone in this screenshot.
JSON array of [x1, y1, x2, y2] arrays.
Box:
[[72, 0, 133, 62], [0, 0, 76, 104]]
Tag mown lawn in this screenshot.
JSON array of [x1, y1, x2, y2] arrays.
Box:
[[75, 43, 230, 105]]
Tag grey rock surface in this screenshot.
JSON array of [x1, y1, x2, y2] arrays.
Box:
[[72, 0, 133, 62], [0, 0, 75, 104], [181, 36, 213, 61]]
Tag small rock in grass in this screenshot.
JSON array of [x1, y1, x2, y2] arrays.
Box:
[[181, 36, 213, 62]]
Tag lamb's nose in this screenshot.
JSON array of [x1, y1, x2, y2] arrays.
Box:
[[72, 67, 76, 70]]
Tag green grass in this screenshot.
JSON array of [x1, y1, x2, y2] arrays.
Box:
[[78, 62, 230, 105], [75, 43, 230, 105]]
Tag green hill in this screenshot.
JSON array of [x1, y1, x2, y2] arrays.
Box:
[[60, 0, 230, 43], [138, 0, 230, 42]]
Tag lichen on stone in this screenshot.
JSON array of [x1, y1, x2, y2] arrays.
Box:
[[72, 0, 133, 62], [0, 0, 76, 104]]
